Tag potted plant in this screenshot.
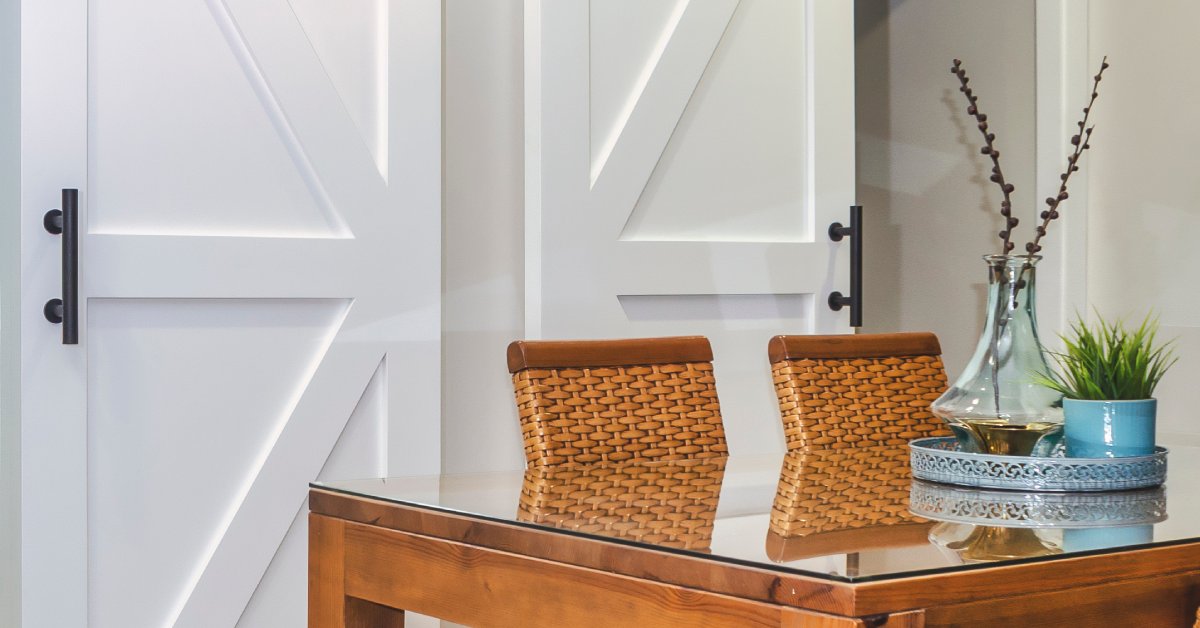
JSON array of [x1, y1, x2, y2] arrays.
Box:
[[1039, 314, 1177, 458]]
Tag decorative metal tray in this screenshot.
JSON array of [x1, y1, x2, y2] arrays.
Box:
[[909, 480, 1168, 528], [909, 437, 1167, 492]]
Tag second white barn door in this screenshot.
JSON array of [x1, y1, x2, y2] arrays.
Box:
[[525, 0, 856, 453]]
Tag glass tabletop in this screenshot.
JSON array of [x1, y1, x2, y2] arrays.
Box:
[[313, 436, 1200, 582]]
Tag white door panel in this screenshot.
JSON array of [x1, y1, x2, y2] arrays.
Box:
[[237, 358, 386, 628], [87, 298, 351, 628], [19, 1, 440, 627], [620, 0, 810, 242], [525, 0, 855, 455], [88, 0, 350, 238]]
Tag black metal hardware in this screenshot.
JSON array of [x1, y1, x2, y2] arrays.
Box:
[[43, 188, 78, 344], [828, 205, 862, 328]]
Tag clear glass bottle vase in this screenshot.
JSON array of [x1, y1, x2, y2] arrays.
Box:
[[930, 255, 1064, 456]]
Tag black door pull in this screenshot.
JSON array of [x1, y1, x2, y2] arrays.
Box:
[[43, 188, 78, 344], [828, 205, 862, 328]]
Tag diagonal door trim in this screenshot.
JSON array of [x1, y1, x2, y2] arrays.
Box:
[[169, 304, 386, 628], [591, 0, 738, 216], [588, 0, 691, 189], [203, 0, 350, 238]]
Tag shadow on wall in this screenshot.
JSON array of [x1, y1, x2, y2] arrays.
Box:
[[853, 0, 1037, 375], [855, 0, 899, 340]]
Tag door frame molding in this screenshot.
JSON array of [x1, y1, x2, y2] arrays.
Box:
[[522, 0, 543, 337], [18, 0, 89, 624], [1, 0, 22, 624], [1035, 0, 1091, 336]]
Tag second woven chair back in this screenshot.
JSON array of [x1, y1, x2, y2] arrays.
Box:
[[508, 336, 727, 466], [768, 332, 951, 451], [766, 444, 932, 561], [518, 457, 726, 551]]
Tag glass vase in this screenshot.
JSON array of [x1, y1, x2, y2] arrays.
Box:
[[931, 254, 1064, 456]]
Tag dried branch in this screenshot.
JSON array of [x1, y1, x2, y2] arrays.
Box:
[[952, 59, 1019, 253], [1025, 57, 1109, 255]]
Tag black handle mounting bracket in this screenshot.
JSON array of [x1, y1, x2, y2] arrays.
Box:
[[828, 205, 863, 328], [44, 189, 78, 344]]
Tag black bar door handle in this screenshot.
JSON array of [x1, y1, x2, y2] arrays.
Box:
[[828, 205, 862, 328], [43, 188, 78, 344]]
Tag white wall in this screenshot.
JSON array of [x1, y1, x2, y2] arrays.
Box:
[[1088, 1, 1200, 440], [0, 0, 19, 624], [855, 0, 1037, 375], [442, 0, 527, 473]]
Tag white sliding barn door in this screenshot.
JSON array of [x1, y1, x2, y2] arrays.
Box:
[[525, 0, 855, 453], [18, 1, 440, 626]]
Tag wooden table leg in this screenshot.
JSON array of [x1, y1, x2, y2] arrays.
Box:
[[310, 513, 348, 628], [311, 514, 407, 628]]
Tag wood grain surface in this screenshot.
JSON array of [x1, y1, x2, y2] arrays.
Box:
[[345, 597, 404, 628], [852, 543, 1200, 615], [922, 570, 1200, 627], [342, 521, 876, 627], [311, 489, 855, 614], [312, 488, 1200, 620], [309, 514, 346, 628]]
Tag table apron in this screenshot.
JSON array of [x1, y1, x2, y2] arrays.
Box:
[[337, 517, 892, 628]]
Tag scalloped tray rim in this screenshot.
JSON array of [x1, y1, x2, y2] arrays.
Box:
[[908, 479, 1168, 528], [908, 436, 1168, 492]]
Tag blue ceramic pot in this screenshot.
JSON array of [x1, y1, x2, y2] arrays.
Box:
[[1063, 398, 1157, 458], [1062, 525, 1154, 552]]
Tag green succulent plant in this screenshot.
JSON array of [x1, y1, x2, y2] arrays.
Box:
[[1038, 313, 1178, 400]]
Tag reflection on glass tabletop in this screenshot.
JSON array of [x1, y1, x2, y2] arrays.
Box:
[[312, 435, 1200, 582]]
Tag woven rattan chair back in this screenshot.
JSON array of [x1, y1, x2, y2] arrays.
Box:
[[517, 457, 726, 551], [766, 444, 931, 561], [768, 332, 952, 452], [508, 336, 727, 466], [769, 445, 921, 538]]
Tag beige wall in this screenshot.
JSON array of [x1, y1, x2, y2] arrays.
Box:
[[443, 2, 1200, 473], [855, 0, 1037, 375], [855, 0, 1200, 436], [442, 1, 1044, 473], [442, 0, 527, 473], [1088, 1, 1200, 439]]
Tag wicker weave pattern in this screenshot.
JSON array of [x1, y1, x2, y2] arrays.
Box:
[[517, 459, 726, 550], [512, 362, 727, 466], [770, 445, 920, 538], [772, 354, 951, 451]]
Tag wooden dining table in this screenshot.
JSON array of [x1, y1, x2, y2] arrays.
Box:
[[309, 437, 1200, 627]]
